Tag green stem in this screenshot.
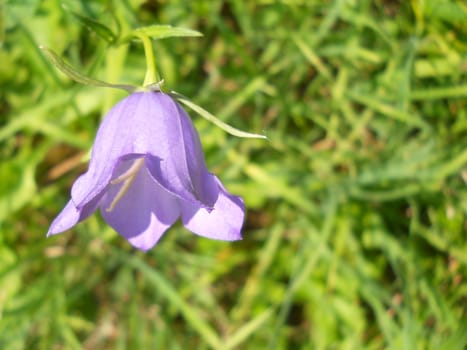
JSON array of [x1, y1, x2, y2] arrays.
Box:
[[135, 33, 160, 86]]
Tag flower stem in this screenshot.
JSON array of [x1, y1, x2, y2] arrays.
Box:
[[135, 33, 160, 86]]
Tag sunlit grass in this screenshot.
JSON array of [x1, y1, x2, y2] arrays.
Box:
[[1, 0, 466, 349]]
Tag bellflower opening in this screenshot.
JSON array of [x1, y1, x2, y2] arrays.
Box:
[[48, 91, 245, 251]]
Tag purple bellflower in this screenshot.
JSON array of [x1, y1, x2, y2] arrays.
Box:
[[48, 91, 245, 251]]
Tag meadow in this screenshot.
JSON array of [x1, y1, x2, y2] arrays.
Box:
[[1, 0, 466, 349]]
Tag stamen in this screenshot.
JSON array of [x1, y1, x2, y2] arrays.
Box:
[[106, 158, 145, 212], [111, 158, 145, 184]]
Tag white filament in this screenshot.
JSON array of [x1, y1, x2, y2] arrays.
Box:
[[106, 158, 145, 212]]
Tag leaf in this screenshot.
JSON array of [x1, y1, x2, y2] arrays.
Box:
[[62, 5, 116, 43], [131, 24, 202, 41], [224, 310, 273, 349], [170, 91, 267, 139], [39, 46, 136, 92], [128, 256, 222, 349]]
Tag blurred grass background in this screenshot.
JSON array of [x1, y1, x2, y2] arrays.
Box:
[[1, 0, 466, 349]]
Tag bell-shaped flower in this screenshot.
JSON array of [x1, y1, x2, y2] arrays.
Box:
[[47, 91, 245, 251]]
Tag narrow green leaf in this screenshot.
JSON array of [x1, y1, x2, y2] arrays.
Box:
[[63, 5, 116, 44], [217, 76, 269, 120], [127, 256, 222, 349], [409, 85, 467, 100], [171, 91, 267, 139], [131, 24, 202, 41], [225, 310, 272, 349], [348, 91, 430, 129], [293, 35, 332, 80], [39, 46, 136, 92]]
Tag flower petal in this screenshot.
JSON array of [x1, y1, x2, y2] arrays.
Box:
[[145, 152, 218, 208], [143, 93, 219, 207], [71, 93, 145, 208], [174, 100, 219, 206], [47, 200, 80, 236], [181, 175, 244, 241], [72, 91, 216, 209], [100, 158, 180, 251], [47, 193, 102, 236]]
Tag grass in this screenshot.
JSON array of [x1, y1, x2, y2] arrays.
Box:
[[1, 0, 466, 349]]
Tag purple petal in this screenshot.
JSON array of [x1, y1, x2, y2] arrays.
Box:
[[145, 152, 218, 208], [47, 193, 102, 236], [181, 175, 244, 241], [100, 157, 180, 251], [71, 93, 145, 208], [175, 100, 219, 206], [47, 200, 80, 236], [72, 92, 217, 210], [144, 93, 219, 207]]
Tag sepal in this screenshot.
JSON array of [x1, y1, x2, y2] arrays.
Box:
[[170, 91, 267, 139], [40, 46, 136, 92]]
